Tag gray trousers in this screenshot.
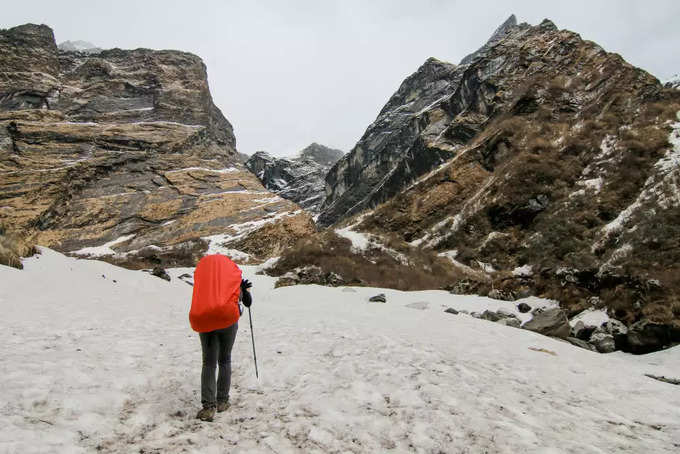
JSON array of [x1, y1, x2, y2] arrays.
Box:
[[199, 322, 238, 407]]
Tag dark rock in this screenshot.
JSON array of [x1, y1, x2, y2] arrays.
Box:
[[517, 302, 532, 313], [566, 337, 597, 352], [151, 267, 171, 282], [570, 320, 586, 338], [589, 330, 616, 353], [480, 310, 501, 322], [444, 307, 459, 315], [625, 320, 680, 354], [497, 317, 521, 328], [369, 293, 387, 303], [645, 374, 680, 385], [522, 308, 570, 339]]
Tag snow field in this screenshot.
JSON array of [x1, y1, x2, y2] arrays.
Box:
[[0, 248, 679, 453]]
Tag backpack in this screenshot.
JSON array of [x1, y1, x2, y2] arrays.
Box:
[[189, 254, 242, 333]]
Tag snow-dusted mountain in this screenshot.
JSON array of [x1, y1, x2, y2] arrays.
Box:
[[57, 39, 102, 54], [246, 143, 344, 214], [1, 249, 679, 452], [279, 16, 680, 353]]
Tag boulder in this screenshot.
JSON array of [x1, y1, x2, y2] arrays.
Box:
[[517, 302, 532, 313], [151, 267, 171, 282], [589, 331, 616, 353], [625, 320, 680, 354], [480, 310, 501, 322], [444, 307, 459, 315], [566, 337, 597, 352], [570, 320, 586, 338], [369, 293, 386, 303], [497, 317, 521, 328], [522, 308, 570, 339]]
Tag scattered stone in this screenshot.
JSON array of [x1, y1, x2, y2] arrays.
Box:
[[589, 331, 616, 353], [497, 317, 521, 328], [444, 307, 459, 315], [369, 293, 386, 303], [522, 307, 570, 339], [567, 337, 597, 351], [480, 310, 501, 322], [517, 302, 532, 313], [151, 267, 171, 282]]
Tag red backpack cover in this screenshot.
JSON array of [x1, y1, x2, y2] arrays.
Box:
[[189, 254, 242, 333]]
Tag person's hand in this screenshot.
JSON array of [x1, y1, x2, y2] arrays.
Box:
[[241, 279, 252, 291]]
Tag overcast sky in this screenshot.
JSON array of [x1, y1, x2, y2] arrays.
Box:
[[3, 0, 679, 157]]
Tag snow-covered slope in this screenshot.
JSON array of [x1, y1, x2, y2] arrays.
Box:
[[1, 249, 679, 452]]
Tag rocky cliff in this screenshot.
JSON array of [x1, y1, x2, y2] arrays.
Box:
[[246, 143, 343, 214], [272, 17, 680, 352], [0, 24, 314, 267]]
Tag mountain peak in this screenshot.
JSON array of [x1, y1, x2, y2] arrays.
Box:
[[460, 14, 518, 65]]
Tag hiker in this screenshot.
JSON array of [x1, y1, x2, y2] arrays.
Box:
[[189, 253, 252, 422]]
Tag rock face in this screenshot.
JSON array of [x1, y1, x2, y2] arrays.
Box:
[[311, 17, 680, 341], [246, 143, 343, 214], [0, 24, 314, 267], [318, 56, 460, 226]]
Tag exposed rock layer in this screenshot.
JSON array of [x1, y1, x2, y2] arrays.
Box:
[[0, 24, 314, 266]]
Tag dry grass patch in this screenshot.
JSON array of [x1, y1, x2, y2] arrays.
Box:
[[268, 230, 465, 291], [0, 225, 37, 269]]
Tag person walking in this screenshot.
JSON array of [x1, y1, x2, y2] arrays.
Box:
[[189, 253, 252, 422]]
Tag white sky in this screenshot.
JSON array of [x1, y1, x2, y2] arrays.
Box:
[[3, 0, 679, 157]]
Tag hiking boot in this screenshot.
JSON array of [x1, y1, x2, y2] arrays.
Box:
[[196, 405, 216, 422], [217, 400, 230, 413]]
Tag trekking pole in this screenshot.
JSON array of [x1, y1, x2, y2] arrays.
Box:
[[247, 306, 259, 379]]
